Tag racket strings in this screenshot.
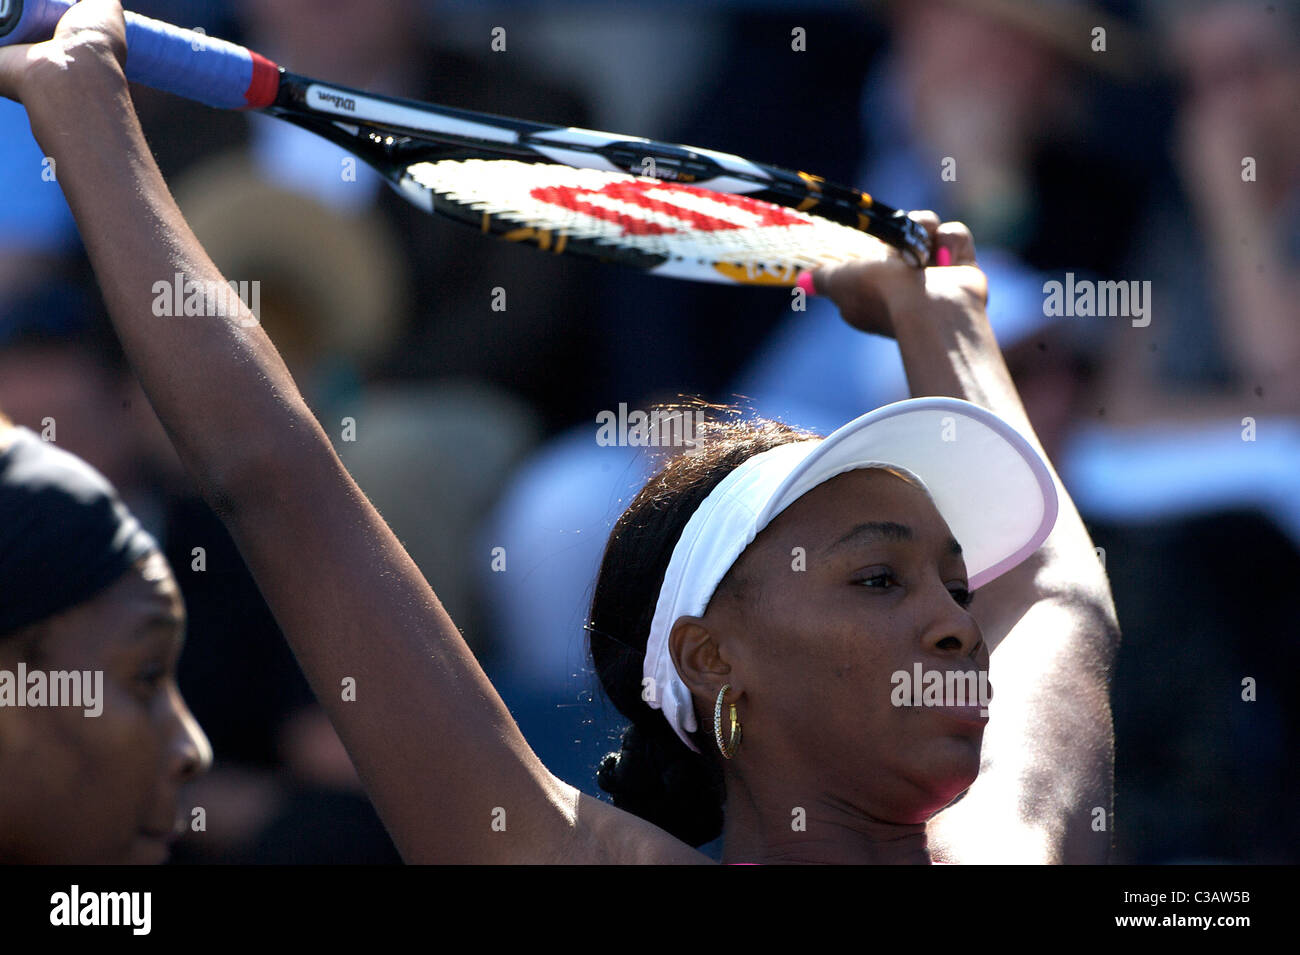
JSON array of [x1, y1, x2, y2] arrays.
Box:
[[405, 158, 887, 276]]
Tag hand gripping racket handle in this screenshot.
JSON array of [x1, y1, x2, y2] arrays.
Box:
[[0, 0, 280, 109]]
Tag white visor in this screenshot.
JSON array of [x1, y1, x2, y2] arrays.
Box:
[[643, 396, 1059, 752]]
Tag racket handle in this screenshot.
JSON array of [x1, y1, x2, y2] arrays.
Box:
[[0, 0, 280, 110]]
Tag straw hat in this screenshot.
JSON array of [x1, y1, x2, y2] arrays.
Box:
[[170, 153, 407, 369]]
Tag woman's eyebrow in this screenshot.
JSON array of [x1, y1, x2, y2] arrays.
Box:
[[824, 521, 912, 556], [822, 521, 962, 558], [125, 608, 185, 646], [100, 612, 185, 668]]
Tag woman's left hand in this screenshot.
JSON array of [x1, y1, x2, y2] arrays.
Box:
[[810, 212, 987, 339], [0, 0, 127, 124]]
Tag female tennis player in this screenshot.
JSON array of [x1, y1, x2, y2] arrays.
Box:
[[0, 0, 1119, 864], [0, 412, 211, 863]]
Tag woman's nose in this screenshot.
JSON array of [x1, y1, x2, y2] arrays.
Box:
[[167, 688, 213, 781], [921, 585, 984, 659]]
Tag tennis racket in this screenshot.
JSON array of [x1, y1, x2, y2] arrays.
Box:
[[0, 0, 933, 285]]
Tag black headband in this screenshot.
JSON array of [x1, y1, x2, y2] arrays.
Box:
[[0, 427, 158, 636]]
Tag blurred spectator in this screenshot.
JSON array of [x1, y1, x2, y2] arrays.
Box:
[[1089, 0, 1300, 421], [875, 0, 1151, 271], [1060, 0, 1300, 861], [0, 279, 182, 534], [170, 155, 406, 394]]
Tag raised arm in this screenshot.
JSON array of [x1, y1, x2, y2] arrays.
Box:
[[0, 0, 705, 864], [815, 221, 1121, 863]]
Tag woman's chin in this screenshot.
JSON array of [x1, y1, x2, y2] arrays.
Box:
[[915, 740, 983, 809]]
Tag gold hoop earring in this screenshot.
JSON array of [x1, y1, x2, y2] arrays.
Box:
[[714, 683, 742, 759]]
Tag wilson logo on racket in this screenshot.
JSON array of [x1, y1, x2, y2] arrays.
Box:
[[315, 90, 357, 112], [529, 180, 810, 236]]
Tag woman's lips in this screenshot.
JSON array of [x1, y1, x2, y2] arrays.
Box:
[[140, 810, 183, 843]]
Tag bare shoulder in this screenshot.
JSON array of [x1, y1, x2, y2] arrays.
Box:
[[558, 786, 714, 864]]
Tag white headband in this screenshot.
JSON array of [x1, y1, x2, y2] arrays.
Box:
[[644, 441, 817, 752], [639, 397, 1059, 752]]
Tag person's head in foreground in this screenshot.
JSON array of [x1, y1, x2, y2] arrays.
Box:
[[0, 412, 211, 863], [589, 396, 1056, 859]]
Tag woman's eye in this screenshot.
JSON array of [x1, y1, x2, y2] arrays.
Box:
[[857, 571, 897, 590], [136, 664, 167, 693], [856, 572, 973, 608], [949, 587, 975, 609]]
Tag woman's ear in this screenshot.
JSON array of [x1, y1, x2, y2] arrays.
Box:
[[668, 615, 744, 704]]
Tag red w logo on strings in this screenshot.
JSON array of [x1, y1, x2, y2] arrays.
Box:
[[529, 180, 808, 236]]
